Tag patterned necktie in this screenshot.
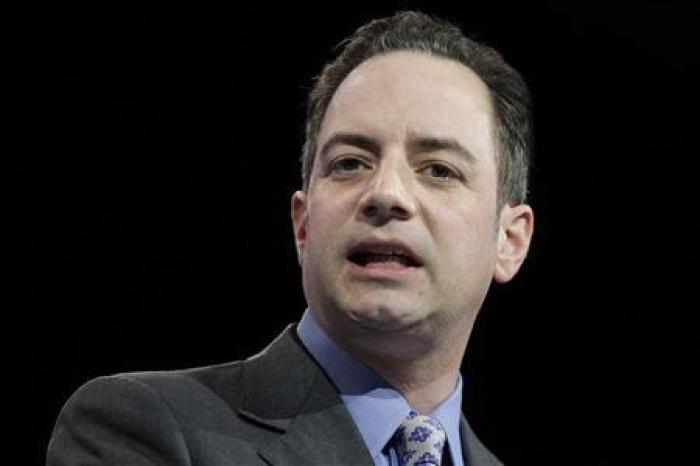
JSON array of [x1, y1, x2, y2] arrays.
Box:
[[392, 411, 447, 466]]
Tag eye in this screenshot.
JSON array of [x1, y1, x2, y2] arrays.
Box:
[[420, 162, 461, 181], [329, 157, 370, 173]]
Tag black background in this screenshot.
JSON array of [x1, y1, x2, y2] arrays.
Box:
[[16, 1, 697, 464]]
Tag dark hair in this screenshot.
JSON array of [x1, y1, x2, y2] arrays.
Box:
[[301, 10, 533, 207]]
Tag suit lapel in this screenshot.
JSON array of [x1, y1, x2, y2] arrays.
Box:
[[238, 326, 373, 465], [257, 398, 371, 465], [459, 415, 503, 466]]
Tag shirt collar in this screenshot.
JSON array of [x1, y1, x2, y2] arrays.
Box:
[[296, 309, 464, 464]]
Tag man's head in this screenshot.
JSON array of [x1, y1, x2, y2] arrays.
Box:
[[301, 10, 533, 210], [291, 11, 534, 357]]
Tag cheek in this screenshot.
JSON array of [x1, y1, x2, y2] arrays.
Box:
[[305, 206, 346, 264], [434, 208, 498, 273], [434, 221, 498, 314]]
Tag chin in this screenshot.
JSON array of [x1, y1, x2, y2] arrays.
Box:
[[344, 301, 427, 332]]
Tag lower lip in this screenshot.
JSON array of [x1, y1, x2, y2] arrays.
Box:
[[347, 260, 421, 280]]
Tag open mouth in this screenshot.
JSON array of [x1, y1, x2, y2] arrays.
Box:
[[349, 252, 421, 267], [347, 240, 423, 268], [348, 252, 421, 267]]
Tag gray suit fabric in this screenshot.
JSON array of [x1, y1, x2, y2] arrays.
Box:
[[47, 325, 502, 465]]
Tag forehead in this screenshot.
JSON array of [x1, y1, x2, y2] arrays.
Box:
[[319, 51, 496, 161]]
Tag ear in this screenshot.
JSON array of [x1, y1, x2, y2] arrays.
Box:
[[291, 190, 309, 267], [494, 203, 534, 283]]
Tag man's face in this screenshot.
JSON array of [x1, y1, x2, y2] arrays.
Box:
[[292, 51, 531, 343]]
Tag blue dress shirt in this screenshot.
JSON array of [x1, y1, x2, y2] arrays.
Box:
[[296, 309, 465, 466]]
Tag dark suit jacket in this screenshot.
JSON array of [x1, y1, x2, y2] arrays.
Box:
[[47, 325, 502, 465]]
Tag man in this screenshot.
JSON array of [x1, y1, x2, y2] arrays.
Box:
[[47, 10, 533, 466]]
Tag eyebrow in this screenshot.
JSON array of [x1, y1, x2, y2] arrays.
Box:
[[319, 132, 381, 160], [409, 135, 476, 165], [318, 131, 476, 165]]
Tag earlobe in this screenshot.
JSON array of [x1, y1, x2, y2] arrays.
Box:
[[291, 191, 308, 267], [494, 204, 534, 283]]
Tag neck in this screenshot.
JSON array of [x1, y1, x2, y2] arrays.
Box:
[[364, 348, 463, 414], [323, 314, 473, 413]]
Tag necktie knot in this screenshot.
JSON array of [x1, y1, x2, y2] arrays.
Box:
[[393, 411, 447, 466]]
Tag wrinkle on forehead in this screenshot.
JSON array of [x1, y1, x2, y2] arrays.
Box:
[[319, 51, 496, 165]]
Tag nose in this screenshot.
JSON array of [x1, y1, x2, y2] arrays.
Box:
[[358, 160, 417, 225]]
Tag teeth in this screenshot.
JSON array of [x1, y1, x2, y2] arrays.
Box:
[[362, 252, 408, 259], [351, 250, 415, 266], [368, 252, 404, 258], [348, 244, 420, 267], [362, 253, 410, 265], [367, 249, 405, 256]]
